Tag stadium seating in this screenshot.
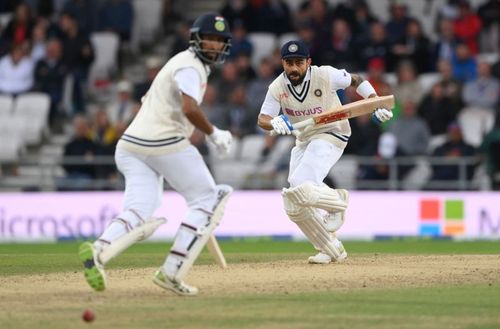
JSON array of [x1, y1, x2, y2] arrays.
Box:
[[0, 94, 13, 116], [247, 32, 277, 70], [130, 0, 163, 52], [458, 107, 496, 147], [88, 32, 120, 84], [12, 92, 51, 145]]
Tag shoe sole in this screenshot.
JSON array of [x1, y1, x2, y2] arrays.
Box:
[[79, 242, 106, 292], [152, 273, 197, 297]]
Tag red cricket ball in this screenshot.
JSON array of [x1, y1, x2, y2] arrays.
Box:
[[82, 309, 95, 322]]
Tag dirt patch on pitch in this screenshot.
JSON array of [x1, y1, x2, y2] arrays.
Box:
[[1, 255, 500, 303]]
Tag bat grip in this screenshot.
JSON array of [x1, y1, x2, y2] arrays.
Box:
[[269, 118, 314, 136]]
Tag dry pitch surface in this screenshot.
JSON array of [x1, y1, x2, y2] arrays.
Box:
[[1, 254, 500, 328]]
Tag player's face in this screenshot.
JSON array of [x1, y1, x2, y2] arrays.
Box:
[[282, 57, 311, 86], [200, 35, 226, 61]]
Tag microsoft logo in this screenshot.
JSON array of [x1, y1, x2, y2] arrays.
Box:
[[419, 199, 465, 236]]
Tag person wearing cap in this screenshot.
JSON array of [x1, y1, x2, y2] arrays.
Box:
[[78, 13, 234, 296], [257, 40, 393, 265]]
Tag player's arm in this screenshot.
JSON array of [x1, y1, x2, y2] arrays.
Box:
[[181, 93, 213, 135], [350, 74, 377, 99], [258, 90, 294, 135]]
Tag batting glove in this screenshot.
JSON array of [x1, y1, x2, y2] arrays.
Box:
[[207, 126, 232, 155], [270, 115, 294, 135], [371, 108, 393, 124]]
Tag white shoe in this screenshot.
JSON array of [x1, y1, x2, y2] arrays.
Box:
[[308, 238, 347, 264], [324, 189, 349, 232], [153, 269, 198, 296]]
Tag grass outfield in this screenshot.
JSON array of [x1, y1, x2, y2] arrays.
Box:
[[1, 240, 500, 329]]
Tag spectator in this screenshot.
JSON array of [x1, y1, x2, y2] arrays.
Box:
[[2, 3, 35, 46], [92, 108, 119, 185], [453, 0, 482, 55], [295, 20, 321, 64], [480, 113, 500, 189], [462, 61, 500, 111], [429, 122, 476, 185], [107, 80, 136, 126], [317, 18, 359, 71], [201, 83, 227, 129], [418, 82, 460, 136], [58, 115, 98, 191], [433, 18, 460, 69], [169, 20, 191, 57], [233, 52, 256, 82], [34, 38, 68, 127], [246, 57, 276, 111], [63, 0, 99, 35], [212, 60, 241, 103], [0, 43, 34, 96], [298, 0, 332, 47], [133, 56, 163, 103], [477, 0, 499, 53], [344, 112, 381, 156], [359, 21, 390, 71], [223, 84, 257, 138], [393, 60, 424, 104], [245, 0, 293, 35], [385, 2, 411, 45], [389, 99, 431, 156], [437, 59, 464, 107], [389, 18, 432, 73], [161, 0, 184, 36], [98, 0, 134, 42], [220, 0, 252, 30], [227, 19, 252, 59], [58, 12, 94, 114]]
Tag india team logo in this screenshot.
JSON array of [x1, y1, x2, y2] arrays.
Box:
[[419, 199, 465, 236], [214, 17, 226, 31], [288, 44, 298, 52]]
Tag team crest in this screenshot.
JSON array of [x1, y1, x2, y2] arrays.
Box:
[[314, 89, 322, 97], [215, 21, 225, 31], [288, 44, 298, 53]]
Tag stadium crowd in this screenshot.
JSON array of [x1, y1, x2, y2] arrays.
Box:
[[0, 0, 499, 190]]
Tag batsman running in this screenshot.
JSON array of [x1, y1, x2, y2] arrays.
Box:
[[79, 12, 233, 296], [258, 40, 393, 264]]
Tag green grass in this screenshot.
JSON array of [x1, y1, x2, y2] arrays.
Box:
[[0, 240, 499, 276]]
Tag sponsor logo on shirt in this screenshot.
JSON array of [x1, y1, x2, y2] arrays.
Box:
[[284, 107, 323, 116]]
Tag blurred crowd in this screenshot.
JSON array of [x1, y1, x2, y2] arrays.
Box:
[[0, 0, 499, 190]]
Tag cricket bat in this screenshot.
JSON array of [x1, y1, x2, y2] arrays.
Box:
[[206, 234, 227, 269], [270, 95, 395, 136]]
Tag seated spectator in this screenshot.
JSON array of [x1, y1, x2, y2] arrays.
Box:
[[107, 80, 136, 126], [34, 38, 68, 128], [393, 60, 425, 104], [389, 99, 431, 156], [317, 18, 360, 71], [244, 0, 293, 35], [133, 55, 162, 102], [233, 52, 256, 82], [359, 21, 390, 71], [451, 42, 477, 83], [437, 59, 464, 107], [63, 0, 99, 35], [344, 113, 381, 156], [92, 108, 119, 186], [417, 82, 460, 135], [169, 20, 191, 57], [212, 60, 241, 103], [389, 18, 432, 73], [384, 2, 411, 46], [430, 122, 476, 184], [477, 0, 499, 53], [58, 115, 98, 191], [223, 84, 258, 138], [0, 44, 35, 96], [462, 61, 499, 111], [433, 18, 460, 68], [246, 57, 276, 111], [453, 0, 482, 55], [228, 20, 252, 59], [2, 3, 35, 46]]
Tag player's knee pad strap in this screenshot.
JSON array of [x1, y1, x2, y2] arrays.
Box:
[[283, 182, 347, 213], [169, 184, 233, 281], [283, 194, 343, 260]]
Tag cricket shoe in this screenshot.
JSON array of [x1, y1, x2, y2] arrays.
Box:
[[153, 269, 198, 296], [79, 241, 107, 292], [308, 238, 347, 264], [323, 189, 349, 232]]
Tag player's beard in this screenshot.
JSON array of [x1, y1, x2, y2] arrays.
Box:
[[286, 71, 306, 86]]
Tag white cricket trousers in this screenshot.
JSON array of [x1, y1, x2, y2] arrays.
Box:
[[288, 138, 344, 187], [114, 146, 218, 225]]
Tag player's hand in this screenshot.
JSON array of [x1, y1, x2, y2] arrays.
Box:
[[207, 126, 232, 155], [270, 115, 294, 135], [372, 108, 393, 124]]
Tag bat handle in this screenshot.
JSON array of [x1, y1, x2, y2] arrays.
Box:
[[269, 129, 300, 137]]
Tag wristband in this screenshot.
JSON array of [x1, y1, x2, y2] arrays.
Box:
[[356, 80, 376, 99]]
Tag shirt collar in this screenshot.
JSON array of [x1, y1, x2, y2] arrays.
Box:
[[284, 66, 311, 87]]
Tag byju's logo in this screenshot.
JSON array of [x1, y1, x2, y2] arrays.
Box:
[[419, 199, 465, 236]]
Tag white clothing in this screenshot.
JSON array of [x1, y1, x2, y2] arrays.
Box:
[[174, 67, 201, 101], [117, 49, 209, 155], [0, 55, 34, 94], [261, 65, 352, 149]]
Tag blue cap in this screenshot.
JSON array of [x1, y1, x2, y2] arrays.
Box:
[[280, 40, 309, 59]]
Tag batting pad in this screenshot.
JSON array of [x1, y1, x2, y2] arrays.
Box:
[[283, 182, 347, 213], [99, 217, 166, 265], [168, 184, 233, 282], [283, 194, 344, 260]]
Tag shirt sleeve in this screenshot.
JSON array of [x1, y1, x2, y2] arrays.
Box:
[[174, 67, 201, 102], [325, 66, 352, 91], [259, 89, 281, 117]]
